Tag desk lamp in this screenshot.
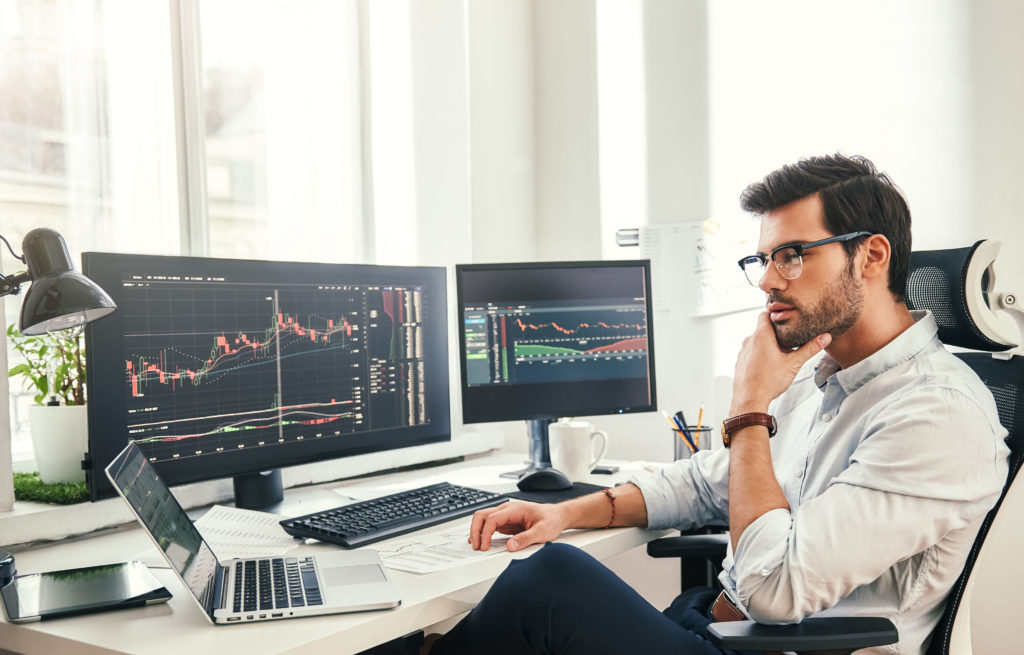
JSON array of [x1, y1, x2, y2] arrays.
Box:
[[1, 228, 117, 334], [0, 227, 118, 511]]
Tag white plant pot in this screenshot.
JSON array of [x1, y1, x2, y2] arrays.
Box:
[[28, 404, 88, 484]]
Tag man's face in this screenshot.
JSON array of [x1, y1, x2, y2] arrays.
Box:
[[756, 195, 865, 349]]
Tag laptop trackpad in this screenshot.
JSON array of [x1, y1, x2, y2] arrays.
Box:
[[324, 564, 386, 587]]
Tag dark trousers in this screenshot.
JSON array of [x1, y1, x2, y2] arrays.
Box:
[[430, 542, 764, 655]]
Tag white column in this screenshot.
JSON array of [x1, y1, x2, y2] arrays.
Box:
[[533, 0, 602, 261], [409, 0, 472, 266], [467, 0, 537, 262], [367, 0, 418, 265]]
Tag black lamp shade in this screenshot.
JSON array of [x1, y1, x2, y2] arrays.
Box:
[[17, 228, 117, 335]]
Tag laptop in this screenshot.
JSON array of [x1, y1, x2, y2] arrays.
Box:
[[105, 442, 401, 624]]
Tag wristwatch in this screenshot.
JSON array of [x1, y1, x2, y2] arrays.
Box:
[[721, 412, 777, 448]]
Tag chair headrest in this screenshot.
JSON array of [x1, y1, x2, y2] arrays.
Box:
[[906, 240, 1018, 352]]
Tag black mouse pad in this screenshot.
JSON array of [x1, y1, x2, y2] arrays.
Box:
[[506, 482, 608, 504]]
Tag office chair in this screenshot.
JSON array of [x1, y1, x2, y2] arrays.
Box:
[[646, 239, 1024, 654]]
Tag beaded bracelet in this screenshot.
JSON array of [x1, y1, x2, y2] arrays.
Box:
[[602, 488, 616, 529]]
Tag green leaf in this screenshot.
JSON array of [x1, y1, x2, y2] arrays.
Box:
[[7, 322, 87, 405]]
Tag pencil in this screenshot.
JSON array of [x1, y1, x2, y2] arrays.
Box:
[[696, 402, 705, 430], [661, 411, 696, 453], [671, 414, 699, 452]]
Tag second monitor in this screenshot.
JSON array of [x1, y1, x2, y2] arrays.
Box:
[[456, 260, 657, 477]]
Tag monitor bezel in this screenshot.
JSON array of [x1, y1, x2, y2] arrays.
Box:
[[455, 259, 657, 424], [82, 252, 451, 501]]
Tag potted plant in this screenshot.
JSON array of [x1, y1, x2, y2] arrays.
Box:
[[6, 323, 89, 483]]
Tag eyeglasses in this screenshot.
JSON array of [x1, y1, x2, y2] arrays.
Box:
[[737, 231, 873, 287]]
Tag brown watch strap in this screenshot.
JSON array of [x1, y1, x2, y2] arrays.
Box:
[[721, 412, 777, 448]]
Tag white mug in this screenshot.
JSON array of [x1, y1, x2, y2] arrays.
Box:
[[549, 421, 609, 482]]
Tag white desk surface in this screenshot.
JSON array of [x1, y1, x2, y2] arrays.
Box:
[[0, 454, 672, 655]]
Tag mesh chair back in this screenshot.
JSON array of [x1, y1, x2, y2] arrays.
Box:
[[905, 241, 1014, 352]]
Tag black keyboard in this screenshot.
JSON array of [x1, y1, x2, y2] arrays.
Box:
[[279, 482, 508, 548]]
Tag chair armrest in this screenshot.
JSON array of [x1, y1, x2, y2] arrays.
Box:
[[646, 533, 729, 560], [707, 617, 898, 652]]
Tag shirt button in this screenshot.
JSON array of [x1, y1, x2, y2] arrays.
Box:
[[795, 468, 804, 478], [821, 413, 832, 422]]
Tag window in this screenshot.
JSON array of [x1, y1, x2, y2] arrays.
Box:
[[1, 0, 179, 464], [199, 0, 363, 262], [2, 0, 366, 471]]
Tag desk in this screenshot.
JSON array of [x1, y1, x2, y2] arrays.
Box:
[[0, 453, 672, 655]]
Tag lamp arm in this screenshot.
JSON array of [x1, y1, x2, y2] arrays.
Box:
[[0, 270, 31, 296], [0, 232, 29, 295]]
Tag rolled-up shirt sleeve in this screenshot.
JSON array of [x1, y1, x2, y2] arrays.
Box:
[[629, 447, 731, 531]]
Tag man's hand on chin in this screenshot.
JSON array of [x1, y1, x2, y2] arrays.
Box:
[[730, 312, 831, 414]]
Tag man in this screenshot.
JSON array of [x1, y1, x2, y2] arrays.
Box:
[[426, 154, 1009, 655]]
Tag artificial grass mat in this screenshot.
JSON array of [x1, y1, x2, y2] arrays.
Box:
[[13, 472, 88, 504]]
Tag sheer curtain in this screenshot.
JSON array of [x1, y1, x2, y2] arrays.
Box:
[[198, 0, 364, 263], [0, 0, 178, 464]]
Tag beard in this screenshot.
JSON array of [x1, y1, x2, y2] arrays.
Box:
[[770, 261, 864, 349]]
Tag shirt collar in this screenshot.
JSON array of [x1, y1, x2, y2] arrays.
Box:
[[812, 310, 939, 392]]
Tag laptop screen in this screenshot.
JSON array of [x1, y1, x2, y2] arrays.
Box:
[[106, 442, 220, 613]]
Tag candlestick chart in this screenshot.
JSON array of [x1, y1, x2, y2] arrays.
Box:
[[120, 280, 427, 464]]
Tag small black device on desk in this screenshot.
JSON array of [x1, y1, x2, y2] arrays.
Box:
[[0, 560, 171, 623], [279, 481, 507, 548], [516, 468, 572, 491], [1, 549, 15, 587]]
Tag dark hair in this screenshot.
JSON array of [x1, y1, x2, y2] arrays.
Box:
[[740, 153, 911, 301]]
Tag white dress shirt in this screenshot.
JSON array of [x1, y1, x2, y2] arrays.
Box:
[[631, 311, 1009, 655]]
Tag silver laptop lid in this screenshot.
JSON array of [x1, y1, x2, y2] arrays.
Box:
[[105, 442, 220, 616]]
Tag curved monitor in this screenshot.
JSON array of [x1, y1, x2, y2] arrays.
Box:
[[83, 253, 450, 502], [456, 260, 656, 432]]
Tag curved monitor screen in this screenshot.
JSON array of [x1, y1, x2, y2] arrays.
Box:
[[83, 253, 450, 501], [456, 260, 656, 423]]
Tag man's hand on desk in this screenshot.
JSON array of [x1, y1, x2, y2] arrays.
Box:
[[469, 483, 649, 552], [469, 502, 569, 552]]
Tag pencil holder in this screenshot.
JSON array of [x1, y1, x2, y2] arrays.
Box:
[[673, 425, 712, 461]]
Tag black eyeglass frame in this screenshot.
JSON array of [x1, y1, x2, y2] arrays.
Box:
[[737, 231, 874, 286]]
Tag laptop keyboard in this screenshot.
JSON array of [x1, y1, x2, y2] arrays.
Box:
[[279, 481, 508, 548], [232, 556, 321, 613]]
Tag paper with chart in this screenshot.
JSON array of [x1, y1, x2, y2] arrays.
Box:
[[133, 504, 300, 568], [374, 523, 511, 574], [639, 219, 762, 317]]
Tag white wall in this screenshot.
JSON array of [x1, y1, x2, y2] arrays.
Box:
[[971, 1, 1024, 302]]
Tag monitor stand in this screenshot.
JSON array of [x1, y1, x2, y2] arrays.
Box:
[[232, 469, 349, 516], [500, 418, 555, 479]]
